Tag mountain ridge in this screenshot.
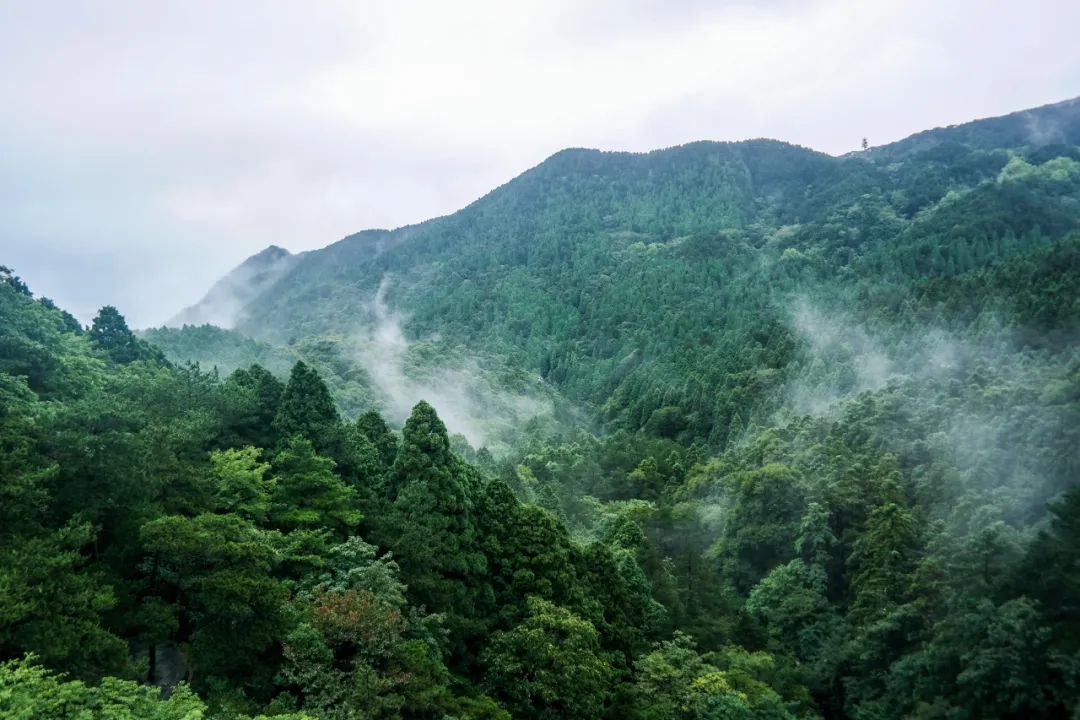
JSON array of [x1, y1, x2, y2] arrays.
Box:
[[162, 95, 1080, 442], [173, 95, 1080, 336]]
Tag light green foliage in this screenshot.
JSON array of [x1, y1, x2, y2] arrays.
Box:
[[632, 632, 716, 719], [481, 597, 615, 720], [308, 536, 407, 608], [0, 656, 207, 719], [684, 669, 794, 720], [269, 437, 361, 535], [212, 447, 274, 522], [0, 655, 312, 719]]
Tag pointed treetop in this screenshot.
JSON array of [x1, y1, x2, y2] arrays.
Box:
[[401, 400, 451, 459], [387, 401, 453, 501], [273, 360, 340, 443], [355, 409, 399, 468]]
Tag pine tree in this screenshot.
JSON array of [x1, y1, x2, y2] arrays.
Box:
[[273, 360, 340, 452], [387, 402, 483, 652], [355, 409, 399, 470], [89, 306, 159, 364]]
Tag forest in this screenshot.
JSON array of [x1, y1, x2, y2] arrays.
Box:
[[3, 97, 1080, 719]]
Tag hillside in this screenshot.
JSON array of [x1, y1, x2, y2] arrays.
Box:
[[168, 97, 1080, 446], [167, 244, 297, 328]]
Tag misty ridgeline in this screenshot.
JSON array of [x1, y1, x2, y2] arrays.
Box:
[[4, 96, 1080, 719]]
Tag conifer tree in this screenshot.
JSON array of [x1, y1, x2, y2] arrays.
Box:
[[387, 401, 483, 649], [273, 360, 340, 446]]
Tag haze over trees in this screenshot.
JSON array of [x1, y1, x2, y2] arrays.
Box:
[[3, 96, 1080, 719]]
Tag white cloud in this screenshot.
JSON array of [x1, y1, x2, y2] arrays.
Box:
[[0, 0, 1078, 325]]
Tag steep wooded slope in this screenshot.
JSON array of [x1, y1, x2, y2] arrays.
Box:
[[167, 98, 1080, 444]]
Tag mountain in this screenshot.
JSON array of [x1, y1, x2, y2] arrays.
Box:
[[7, 97, 1080, 719], [167, 244, 297, 328], [165, 96, 1080, 443]]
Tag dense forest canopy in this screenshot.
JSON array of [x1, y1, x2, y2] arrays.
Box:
[[3, 97, 1080, 719]]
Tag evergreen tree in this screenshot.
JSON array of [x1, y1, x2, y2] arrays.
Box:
[[387, 401, 484, 653], [273, 360, 340, 450]]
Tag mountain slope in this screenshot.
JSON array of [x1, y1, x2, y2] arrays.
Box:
[[167, 244, 297, 328], [170, 97, 1080, 443]]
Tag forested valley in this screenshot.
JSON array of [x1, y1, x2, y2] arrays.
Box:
[[3, 98, 1080, 719]]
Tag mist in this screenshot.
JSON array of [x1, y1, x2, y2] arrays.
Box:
[[782, 297, 1074, 532], [353, 278, 555, 450]]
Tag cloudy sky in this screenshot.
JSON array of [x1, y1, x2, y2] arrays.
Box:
[[2, 0, 1078, 327]]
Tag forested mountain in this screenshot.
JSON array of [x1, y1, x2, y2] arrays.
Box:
[[3, 97, 1080, 719], [167, 97, 1080, 445], [168, 245, 298, 329]]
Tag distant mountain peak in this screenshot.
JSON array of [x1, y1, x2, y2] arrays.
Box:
[[165, 245, 297, 329]]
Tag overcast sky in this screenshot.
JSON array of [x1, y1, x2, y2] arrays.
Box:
[[2, 0, 1078, 327]]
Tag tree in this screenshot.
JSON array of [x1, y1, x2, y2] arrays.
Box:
[[632, 632, 715, 720], [0, 524, 131, 681], [356, 409, 400, 469], [0, 656, 204, 720], [273, 360, 340, 450], [0, 655, 310, 719], [90, 306, 162, 365], [0, 265, 31, 296], [386, 402, 484, 652], [712, 464, 807, 592], [1022, 483, 1080, 652], [211, 446, 274, 522], [481, 597, 614, 720], [223, 363, 284, 448], [139, 513, 290, 692], [848, 502, 921, 621], [269, 437, 361, 536]]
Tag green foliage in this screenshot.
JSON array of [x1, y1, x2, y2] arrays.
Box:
[[139, 513, 290, 690], [0, 655, 311, 719], [0, 655, 207, 719], [5, 99, 1080, 720], [269, 437, 361, 536], [274, 360, 341, 450], [355, 409, 399, 469], [481, 597, 615, 720], [91, 305, 165, 365]]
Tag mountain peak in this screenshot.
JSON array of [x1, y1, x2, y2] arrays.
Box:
[[165, 245, 297, 329]]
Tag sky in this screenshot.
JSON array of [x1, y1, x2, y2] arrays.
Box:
[[2, 0, 1078, 327]]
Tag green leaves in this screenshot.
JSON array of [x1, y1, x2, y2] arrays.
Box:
[[0, 655, 206, 720], [139, 513, 289, 687], [0, 655, 313, 720], [272, 360, 340, 450], [269, 437, 361, 536], [0, 524, 130, 681], [481, 597, 614, 720], [211, 447, 274, 522]]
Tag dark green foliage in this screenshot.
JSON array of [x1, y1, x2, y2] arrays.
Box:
[[90, 305, 165, 365], [356, 409, 399, 469], [381, 401, 487, 659], [274, 360, 341, 446], [223, 363, 285, 448]]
